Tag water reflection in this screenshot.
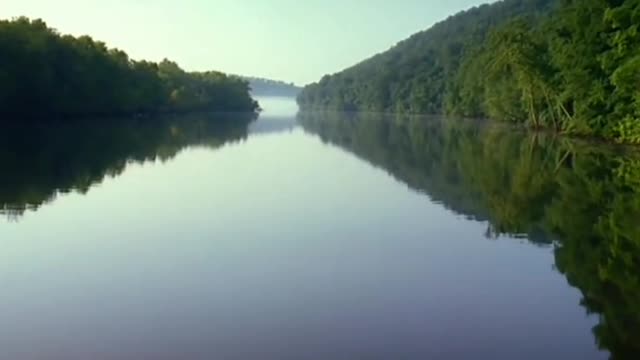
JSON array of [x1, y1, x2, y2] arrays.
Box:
[[249, 96, 299, 135], [0, 103, 636, 359], [298, 111, 640, 359], [0, 113, 254, 219]]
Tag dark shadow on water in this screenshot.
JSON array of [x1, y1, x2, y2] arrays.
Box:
[[0, 112, 255, 220], [298, 111, 640, 359]]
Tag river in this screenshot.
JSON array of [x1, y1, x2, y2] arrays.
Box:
[[1, 96, 637, 359]]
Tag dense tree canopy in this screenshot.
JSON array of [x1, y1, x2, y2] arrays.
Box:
[[0, 17, 259, 119], [298, 0, 640, 143], [299, 111, 640, 359]]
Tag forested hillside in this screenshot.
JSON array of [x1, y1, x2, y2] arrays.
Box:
[[298, 0, 640, 143], [0, 18, 259, 120]]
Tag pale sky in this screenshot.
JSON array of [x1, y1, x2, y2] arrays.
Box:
[[4, 0, 489, 85]]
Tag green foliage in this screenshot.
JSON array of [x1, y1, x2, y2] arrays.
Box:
[[299, 0, 640, 144], [297, 0, 556, 113], [299, 112, 640, 358], [611, 117, 640, 144], [0, 17, 258, 119]]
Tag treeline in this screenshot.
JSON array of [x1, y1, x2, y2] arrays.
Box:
[[299, 111, 640, 358], [243, 76, 301, 97], [0, 112, 254, 219], [298, 0, 640, 143], [0, 17, 259, 119]]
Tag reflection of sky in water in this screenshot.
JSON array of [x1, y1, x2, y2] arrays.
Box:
[[257, 96, 300, 118], [0, 98, 605, 359], [249, 97, 300, 136]]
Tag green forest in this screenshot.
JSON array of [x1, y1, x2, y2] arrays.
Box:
[[299, 111, 640, 359], [298, 0, 640, 144], [0, 18, 259, 120]]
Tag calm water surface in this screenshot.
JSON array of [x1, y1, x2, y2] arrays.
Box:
[[1, 97, 638, 359]]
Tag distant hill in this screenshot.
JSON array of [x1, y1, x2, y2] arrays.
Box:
[[243, 77, 301, 97]]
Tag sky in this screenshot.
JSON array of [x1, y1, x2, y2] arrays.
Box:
[[4, 0, 489, 85]]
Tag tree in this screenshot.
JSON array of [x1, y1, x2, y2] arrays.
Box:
[[0, 18, 259, 120]]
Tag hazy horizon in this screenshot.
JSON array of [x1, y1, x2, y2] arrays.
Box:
[[3, 0, 491, 85]]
